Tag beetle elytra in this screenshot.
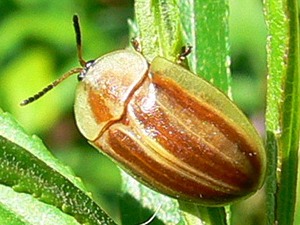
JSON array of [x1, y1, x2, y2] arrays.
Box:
[[22, 15, 266, 206]]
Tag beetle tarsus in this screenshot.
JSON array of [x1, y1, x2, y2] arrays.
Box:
[[177, 45, 192, 64], [131, 37, 142, 53]]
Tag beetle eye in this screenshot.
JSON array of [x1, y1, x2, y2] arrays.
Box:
[[77, 72, 85, 81], [77, 59, 95, 81], [86, 60, 95, 68]]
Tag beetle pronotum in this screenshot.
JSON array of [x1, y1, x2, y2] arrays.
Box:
[[22, 15, 266, 206]]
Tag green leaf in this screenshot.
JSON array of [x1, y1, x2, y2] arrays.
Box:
[[264, 0, 300, 225], [178, 0, 230, 93], [134, 0, 183, 62], [0, 184, 79, 225], [0, 201, 27, 225], [0, 111, 116, 225]]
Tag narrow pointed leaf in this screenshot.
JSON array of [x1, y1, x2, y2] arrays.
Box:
[[0, 111, 116, 225]]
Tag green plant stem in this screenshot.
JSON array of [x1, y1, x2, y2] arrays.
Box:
[[264, 0, 300, 224]]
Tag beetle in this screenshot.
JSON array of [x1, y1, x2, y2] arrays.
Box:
[[22, 15, 266, 206]]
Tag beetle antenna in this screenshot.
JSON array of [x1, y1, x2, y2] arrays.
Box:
[[20, 15, 88, 106], [20, 68, 82, 106], [73, 15, 86, 67]]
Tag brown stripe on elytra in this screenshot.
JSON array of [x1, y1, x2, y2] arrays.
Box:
[[101, 126, 243, 203], [130, 99, 256, 192], [88, 89, 113, 123], [127, 80, 259, 191], [151, 73, 263, 179]]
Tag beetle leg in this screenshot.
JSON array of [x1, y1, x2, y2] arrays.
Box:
[[177, 45, 192, 64], [131, 37, 142, 53]]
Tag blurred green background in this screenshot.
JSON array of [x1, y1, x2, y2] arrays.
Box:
[[0, 0, 267, 224]]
